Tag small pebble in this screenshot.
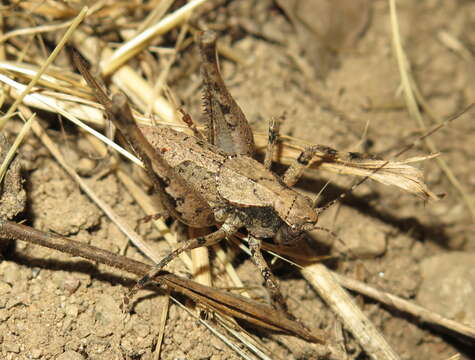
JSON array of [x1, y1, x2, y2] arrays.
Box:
[[0, 281, 12, 295], [56, 350, 85, 360], [30, 348, 43, 359], [4, 341, 20, 353], [77, 158, 97, 174]]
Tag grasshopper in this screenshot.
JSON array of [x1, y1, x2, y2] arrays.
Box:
[[73, 31, 440, 318]]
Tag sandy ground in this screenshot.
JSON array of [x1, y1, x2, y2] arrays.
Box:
[[1, 1, 475, 359]]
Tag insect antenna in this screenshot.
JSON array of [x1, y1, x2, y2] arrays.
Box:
[[304, 102, 475, 268], [314, 102, 475, 217], [70, 48, 112, 110]]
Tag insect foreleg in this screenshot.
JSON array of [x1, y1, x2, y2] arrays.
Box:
[[248, 235, 294, 319]]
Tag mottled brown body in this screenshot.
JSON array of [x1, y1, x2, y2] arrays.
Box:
[[140, 125, 317, 238], [73, 32, 327, 319]]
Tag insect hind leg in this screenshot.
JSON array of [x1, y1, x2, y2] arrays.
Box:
[[263, 115, 284, 170]]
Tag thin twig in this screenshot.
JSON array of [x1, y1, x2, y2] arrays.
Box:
[[302, 263, 400, 360], [101, 0, 208, 76], [0, 219, 325, 344], [0, 19, 74, 43], [0, 112, 34, 184], [332, 272, 475, 341]]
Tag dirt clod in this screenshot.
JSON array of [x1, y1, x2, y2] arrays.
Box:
[[418, 252, 475, 328], [0, 135, 26, 220]]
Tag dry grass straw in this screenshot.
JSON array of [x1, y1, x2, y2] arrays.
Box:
[[101, 0, 208, 76], [333, 271, 475, 340], [302, 264, 400, 360], [72, 29, 176, 122], [0, 18, 74, 44], [171, 299, 257, 360], [0, 74, 140, 163], [389, 0, 475, 222], [153, 295, 170, 359], [437, 30, 473, 62], [0, 61, 93, 99], [0, 6, 88, 129]]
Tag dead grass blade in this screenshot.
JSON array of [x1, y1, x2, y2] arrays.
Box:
[[319, 153, 440, 200], [0, 19, 74, 44], [0, 6, 88, 129], [0, 74, 139, 164], [101, 0, 208, 76], [153, 295, 170, 359], [73, 29, 176, 123], [302, 263, 400, 360], [171, 299, 258, 360], [1, 73, 104, 127]]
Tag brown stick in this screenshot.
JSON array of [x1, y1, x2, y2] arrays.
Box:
[[0, 219, 325, 344]]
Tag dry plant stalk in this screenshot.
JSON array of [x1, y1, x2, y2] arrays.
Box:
[[0, 219, 324, 344]]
